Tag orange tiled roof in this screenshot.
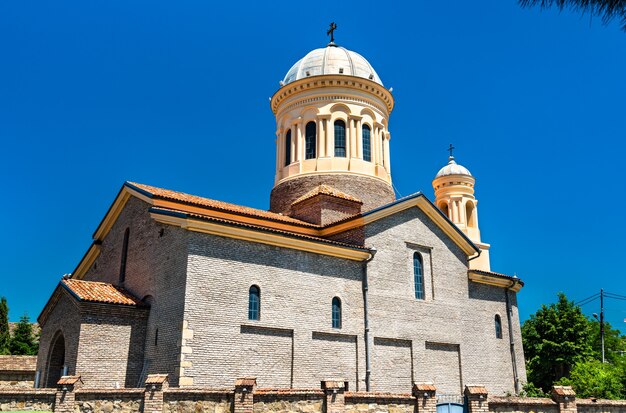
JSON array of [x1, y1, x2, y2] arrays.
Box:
[[62, 279, 143, 306], [292, 184, 363, 206], [128, 182, 320, 228], [150, 207, 367, 250]]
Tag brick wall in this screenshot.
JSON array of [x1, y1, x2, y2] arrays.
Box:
[[78, 197, 190, 386], [36, 291, 82, 388], [182, 231, 365, 389], [362, 207, 526, 394], [0, 356, 37, 388], [75, 304, 149, 388]]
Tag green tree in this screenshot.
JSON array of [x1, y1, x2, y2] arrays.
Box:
[[519, 0, 626, 30], [9, 314, 38, 355], [521, 292, 593, 392], [588, 320, 626, 364], [0, 297, 9, 355], [558, 359, 624, 399]]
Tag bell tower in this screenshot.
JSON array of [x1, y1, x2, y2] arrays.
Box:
[[432, 151, 491, 270], [269, 37, 396, 216]]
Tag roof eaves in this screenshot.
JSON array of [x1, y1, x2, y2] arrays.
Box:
[[150, 207, 368, 252], [322, 192, 480, 255], [129, 182, 320, 229]]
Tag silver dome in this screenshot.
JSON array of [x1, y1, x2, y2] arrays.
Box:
[[435, 157, 472, 178], [282, 45, 383, 86]]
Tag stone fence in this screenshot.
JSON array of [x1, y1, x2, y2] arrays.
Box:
[[1, 375, 625, 413]]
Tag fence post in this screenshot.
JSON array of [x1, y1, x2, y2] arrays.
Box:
[[144, 374, 169, 413], [322, 380, 347, 413], [464, 386, 489, 413], [54, 375, 82, 413], [413, 383, 437, 413], [552, 386, 577, 413], [234, 377, 256, 413]]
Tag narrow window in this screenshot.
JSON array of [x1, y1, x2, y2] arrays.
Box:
[[495, 315, 503, 339], [381, 134, 385, 166], [248, 285, 260, 320], [154, 328, 158, 346], [413, 252, 425, 299], [284, 130, 292, 166], [362, 125, 371, 162], [119, 228, 130, 284], [332, 297, 342, 329], [305, 121, 316, 159], [334, 120, 346, 157]]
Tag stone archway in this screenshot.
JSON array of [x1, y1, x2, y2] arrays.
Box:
[[45, 331, 65, 387]]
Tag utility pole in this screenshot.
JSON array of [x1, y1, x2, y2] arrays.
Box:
[[592, 289, 605, 363], [600, 288, 605, 363]]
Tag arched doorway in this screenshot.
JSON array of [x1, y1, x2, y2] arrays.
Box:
[[45, 331, 65, 387]]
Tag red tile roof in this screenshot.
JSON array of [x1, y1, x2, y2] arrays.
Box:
[[62, 279, 143, 306], [57, 375, 82, 385], [128, 182, 319, 228], [151, 207, 368, 250], [292, 185, 362, 205]]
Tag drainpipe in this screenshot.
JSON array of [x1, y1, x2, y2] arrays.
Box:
[[363, 247, 377, 392], [505, 280, 520, 394], [467, 249, 481, 263]]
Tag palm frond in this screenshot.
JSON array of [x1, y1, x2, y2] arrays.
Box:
[[519, 0, 626, 30]]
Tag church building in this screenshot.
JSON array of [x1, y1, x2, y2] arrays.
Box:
[[35, 32, 527, 396]]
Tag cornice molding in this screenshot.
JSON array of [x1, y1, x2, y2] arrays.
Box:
[[271, 74, 394, 115], [468, 270, 523, 292]]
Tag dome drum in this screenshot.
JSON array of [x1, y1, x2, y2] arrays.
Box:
[[270, 44, 395, 214]]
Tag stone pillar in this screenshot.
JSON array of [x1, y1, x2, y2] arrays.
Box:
[[295, 121, 304, 162], [464, 386, 489, 413], [322, 380, 346, 413], [324, 117, 333, 157], [356, 118, 363, 159], [383, 133, 391, 172], [144, 374, 169, 413], [552, 386, 577, 413], [55, 375, 82, 413], [234, 377, 256, 413], [318, 118, 326, 157], [290, 126, 296, 164], [413, 383, 437, 413]]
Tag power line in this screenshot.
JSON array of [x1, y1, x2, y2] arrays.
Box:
[[575, 292, 600, 306]]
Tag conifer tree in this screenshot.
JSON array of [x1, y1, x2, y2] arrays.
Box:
[[0, 297, 9, 355], [9, 314, 38, 355]]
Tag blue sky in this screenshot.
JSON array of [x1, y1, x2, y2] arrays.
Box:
[[1, 1, 625, 334]]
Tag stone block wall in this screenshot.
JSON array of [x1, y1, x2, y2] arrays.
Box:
[[75, 389, 144, 413], [254, 389, 323, 413], [0, 356, 37, 389], [344, 392, 415, 413], [162, 389, 232, 413], [0, 389, 55, 411]]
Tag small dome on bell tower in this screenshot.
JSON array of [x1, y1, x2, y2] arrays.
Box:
[[432, 148, 491, 271]]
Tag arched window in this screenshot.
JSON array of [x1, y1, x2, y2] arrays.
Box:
[[362, 125, 371, 162], [439, 202, 450, 219], [119, 228, 130, 284], [466, 202, 476, 228], [495, 315, 503, 339], [334, 120, 346, 157], [248, 285, 260, 320], [413, 252, 425, 300], [284, 130, 292, 166], [305, 121, 316, 159], [332, 297, 342, 329]]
